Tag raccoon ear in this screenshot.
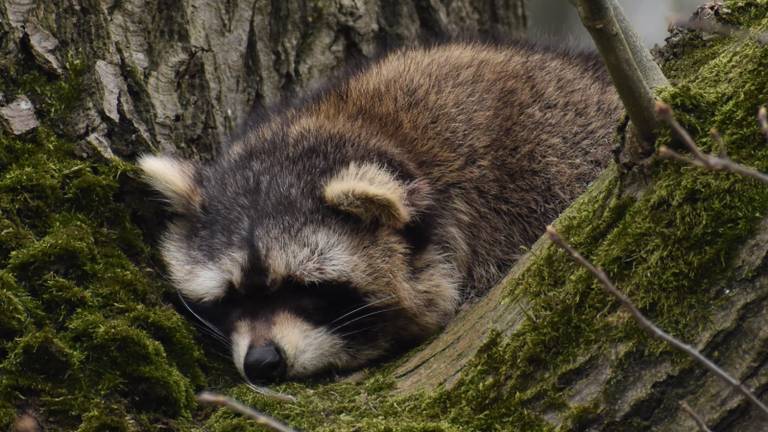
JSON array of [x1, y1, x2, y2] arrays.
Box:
[[323, 162, 429, 228], [137, 154, 200, 212]]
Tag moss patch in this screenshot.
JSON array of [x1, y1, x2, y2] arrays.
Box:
[[0, 55, 206, 430]]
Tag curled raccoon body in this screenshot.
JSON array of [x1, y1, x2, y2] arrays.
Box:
[[139, 42, 622, 381]]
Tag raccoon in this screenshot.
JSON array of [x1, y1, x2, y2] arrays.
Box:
[[139, 42, 622, 382]]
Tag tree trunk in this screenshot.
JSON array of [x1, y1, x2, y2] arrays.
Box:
[[1, 0, 526, 160]]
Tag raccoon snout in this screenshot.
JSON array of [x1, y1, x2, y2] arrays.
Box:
[[244, 341, 286, 382]]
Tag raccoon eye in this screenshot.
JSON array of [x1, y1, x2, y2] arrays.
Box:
[[183, 295, 241, 331], [291, 281, 368, 325]]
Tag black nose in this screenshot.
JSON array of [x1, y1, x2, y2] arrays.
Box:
[[243, 342, 286, 382]]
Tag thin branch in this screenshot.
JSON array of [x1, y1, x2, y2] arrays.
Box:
[[611, 2, 669, 89], [680, 401, 714, 432], [245, 382, 298, 403], [197, 392, 300, 432], [709, 128, 727, 158], [573, 0, 661, 142], [12, 412, 42, 432], [656, 102, 768, 184], [545, 226, 768, 419]]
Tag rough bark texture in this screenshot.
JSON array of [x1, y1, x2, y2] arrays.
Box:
[[0, 0, 526, 159]]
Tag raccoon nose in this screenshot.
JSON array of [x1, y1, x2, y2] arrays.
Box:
[[243, 342, 286, 382]]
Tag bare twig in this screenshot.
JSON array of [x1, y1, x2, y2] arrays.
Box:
[[12, 412, 41, 432], [709, 128, 727, 157], [245, 382, 298, 403], [656, 102, 768, 184], [680, 401, 714, 432], [611, 2, 669, 90], [197, 392, 299, 432], [572, 0, 662, 143], [545, 226, 768, 419]]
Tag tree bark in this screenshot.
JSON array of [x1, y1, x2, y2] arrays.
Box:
[[0, 0, 526, 160]]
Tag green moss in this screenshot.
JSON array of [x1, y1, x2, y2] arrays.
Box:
[[0, 53, 206, 430], [75, 404, 133, 432]]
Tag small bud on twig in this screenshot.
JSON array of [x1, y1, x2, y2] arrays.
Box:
[[758, 106, 768, 143]]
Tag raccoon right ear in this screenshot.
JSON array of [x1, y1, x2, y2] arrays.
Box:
[[137, 154, 200, 212], [323, 162, 430, 229]]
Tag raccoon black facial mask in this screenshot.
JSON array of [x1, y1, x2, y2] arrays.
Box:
[[139, 42, 621, 380]]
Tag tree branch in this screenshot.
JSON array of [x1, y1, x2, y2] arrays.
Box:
[[245, 382, 298, 403], [545, 226, 768, 419], [680, 401, 714, 432], [610, 2, 669, 89], [656, 102, 768, 184], [197, 392, 299, 432], [572, 0, 663, 143]]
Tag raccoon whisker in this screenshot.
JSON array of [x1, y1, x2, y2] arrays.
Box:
[[329, 306, 404, 334], [244, 381, 298, 403], [207, 347, 234, 361], [189, 319, 230, 344], [336, 324, 383, 339], [192, 323, 231, 346], [176, 291, 229, 340], [329, 295, 396, 325]]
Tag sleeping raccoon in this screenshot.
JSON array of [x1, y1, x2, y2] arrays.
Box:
[[138, 42, 622, 382]]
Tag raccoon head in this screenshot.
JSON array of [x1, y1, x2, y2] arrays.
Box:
[[138, 151, 459, 381]]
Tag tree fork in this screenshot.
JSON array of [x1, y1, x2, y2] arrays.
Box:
[[572, 0, 669, 163]]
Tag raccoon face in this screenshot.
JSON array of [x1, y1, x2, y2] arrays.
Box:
[[138, 153, 459, 381]]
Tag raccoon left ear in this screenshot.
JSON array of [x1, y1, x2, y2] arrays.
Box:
[[323, 162, 430, 228], [137, 154, 201, 212]]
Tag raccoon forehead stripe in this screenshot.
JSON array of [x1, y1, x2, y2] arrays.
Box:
[[266, 226, 357, 283]]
